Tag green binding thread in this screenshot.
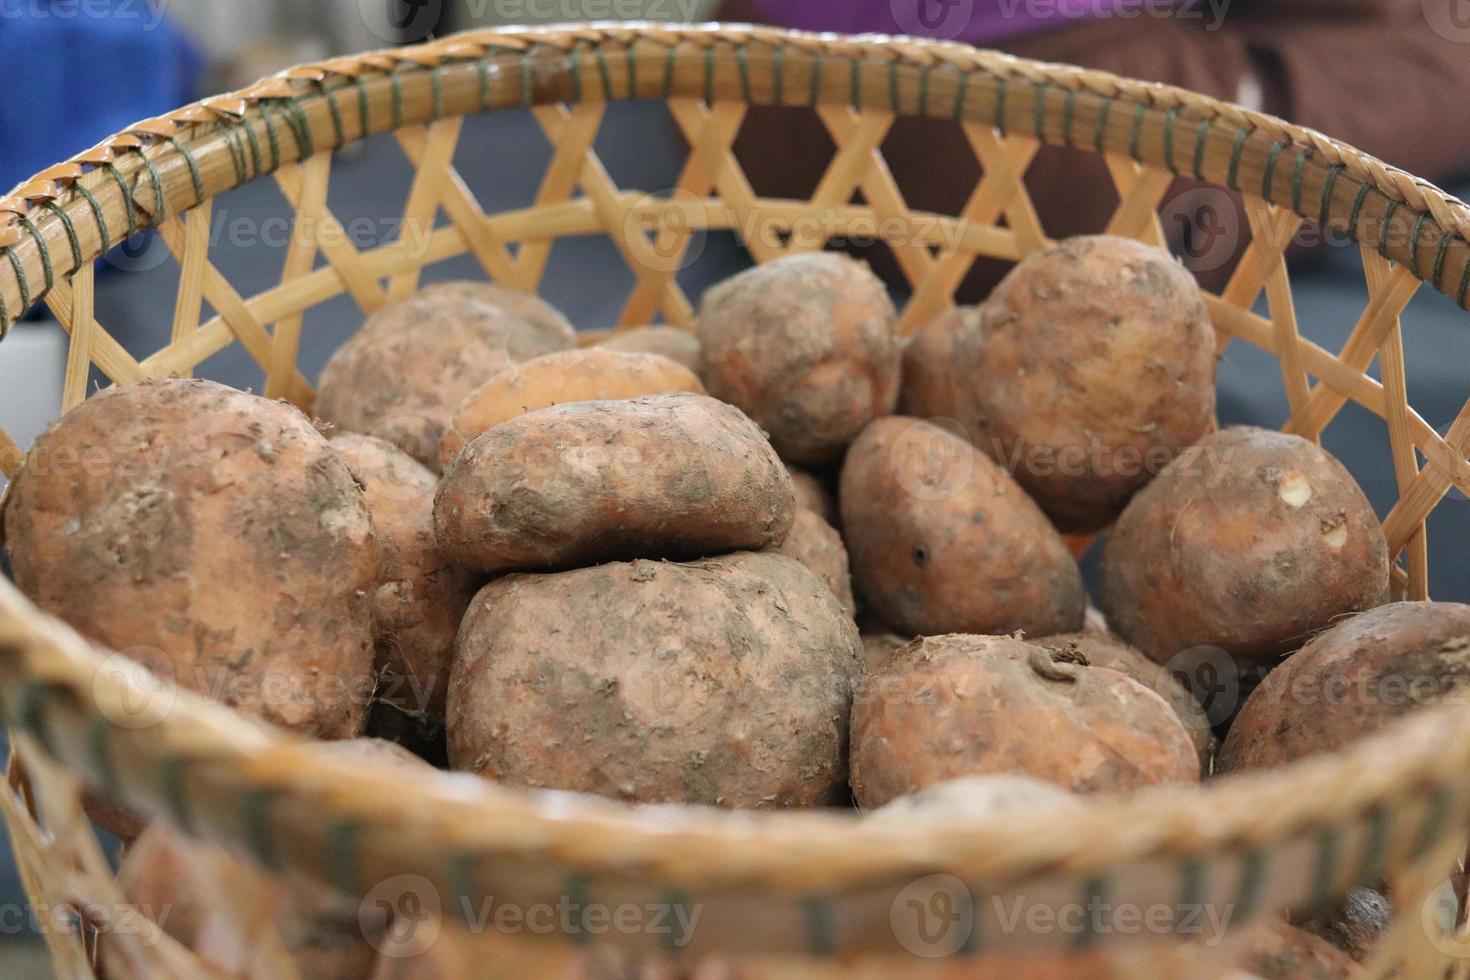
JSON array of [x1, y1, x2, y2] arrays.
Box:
[[1262, 140, 1285, 203], [1458, 252, 1470, 308], [663, 42, 678, 100], [917, 62, 931, 117], [238, 116, 264, 181], [1358, 804, 1390, 886], [243, 787, 280, 870], [595, 45, 614, 102], [159, 755, 193, 832], [1094, 95, 1114, 155], [86, 714, 119, 797], [169, 138, 205, 205], [952, 67, 970, 121], [352, 76, 371, 136], [702, 45, 715, 106], [737, 45, 752, 105], [5, 247, 31, 313], [221, 121, 248, 184], [1127, 102, 1145, 162], [1225, 127, 1249, 191], [1412, 786, 1453, 858], [137, 152, 167, 225], [1380, 199, 1401, 258], [522, 51, 536, 108], [803, 897, 837, 957], [1348, 182, 1372, 239], [849, 56, 861, 110], [1432, 227, 1454, 289], [74, 183, 111, 256], [285, 96, 322, 158], [1061, 88, 1077, 147], [1310, 827, 1342, 911], [563, 873, 593, 945], [1408, 211, 1429, 278], [320, 80, 346, 148], [327, 821, 361, 897], [431, 65, 445, 119], [1074, 876, 1109, 949], [1191, 117, 1211, 180], [993, 74, 1007, 135], [772, 45, 785, 105], [15, 681, 53, 756], [1290, 146, 1310, 215], [1162, 106, 1178, 173], [102, 163, 137, 239], [1033, 82, 1048, 142], [961, 882, 980, 955], [40, 202, 82, 272], [626, 39, 637, 96], [1176, 858, 1206, 936], [259, 103, 282, 174], [0, 289, 8, 335], [1233, 849, 1267, 923], [476, 58, 491, 108], [17, 216, 52, 293], [448, 852, 476, 927], [809, 51, 823, 107], [390, 70, 405, 128], [1318, 163, 1345, 230], [658, 891, 691, 956], [888, 59, 900, 113]]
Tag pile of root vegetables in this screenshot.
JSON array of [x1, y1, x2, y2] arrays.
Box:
[[4, 234, 1456, 977]]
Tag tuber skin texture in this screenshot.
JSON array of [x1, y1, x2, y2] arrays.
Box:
[[1101, 426, 1390, 665], [786, 464, 838, 526], [1218, 601, 1470, 773], [770, 507, 856, 615], [439, 347, 704, 467], [850, 634, 1199, 808], [448, 552, 863, 808], [901, 236, 1217, 533], [332, 434, 478, 724], [698, 252, 901, 464], [597, 324, 702, 371], [1038, 632, 1213, 772], [415, 280, 574, 346], [434, 392, 796, 575], [4, 378, 376, 739], [314, 283, 574, 471], [840, 416, 1086, 638]]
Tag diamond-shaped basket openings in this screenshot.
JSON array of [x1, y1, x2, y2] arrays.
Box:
[[2, 32, 1469, 609]]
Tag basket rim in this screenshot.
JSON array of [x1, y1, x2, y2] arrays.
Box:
[[0, 20, 1465, 339], [2, 20, 1470, 957]]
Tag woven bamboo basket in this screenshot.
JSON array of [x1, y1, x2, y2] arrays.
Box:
[[2, 20, 1470, 979]]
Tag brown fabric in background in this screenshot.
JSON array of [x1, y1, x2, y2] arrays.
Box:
[[715, 0, 1470, 300]]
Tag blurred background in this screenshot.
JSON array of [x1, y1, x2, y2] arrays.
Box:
[[1, 1, 1470, 975]]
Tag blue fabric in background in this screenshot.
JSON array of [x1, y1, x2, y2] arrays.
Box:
[[0, 0, 203, 192]]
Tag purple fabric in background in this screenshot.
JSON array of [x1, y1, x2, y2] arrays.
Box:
[[743, 0, 1137, 45]]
